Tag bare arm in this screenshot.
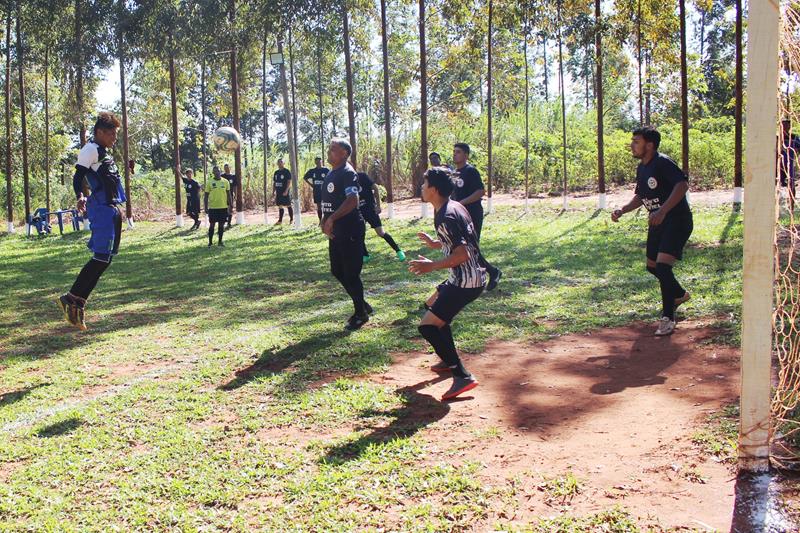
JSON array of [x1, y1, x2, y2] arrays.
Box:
[[656, 181, 689, 217], [459, 188, 484, 206], [417, 231, 443, 250], [409, 244, 470, 275], [612, 195, 644, 221]]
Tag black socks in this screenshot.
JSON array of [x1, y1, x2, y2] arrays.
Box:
[[70, 258, 112, 300], [418, 324, 469, 378], [382, 233, 400, 253], [654, 262, 685, 320]]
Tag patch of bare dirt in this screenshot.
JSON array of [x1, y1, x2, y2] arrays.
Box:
[[367, 319, 740, 530]]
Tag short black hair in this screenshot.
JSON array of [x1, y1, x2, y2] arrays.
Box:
[[93, 112, 120, 134], [453, 142, 471, 155], [331, 137, 352, 156], [314, 156, 322, 162], [429, 151, 441, 159], [424, 167, 454, 197], [632, 126, 661, 150]]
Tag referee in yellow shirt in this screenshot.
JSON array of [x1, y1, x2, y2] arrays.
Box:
[[204, 166, 232, 247]]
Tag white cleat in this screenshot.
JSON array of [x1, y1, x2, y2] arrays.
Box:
[[654, 317, 676, 337]]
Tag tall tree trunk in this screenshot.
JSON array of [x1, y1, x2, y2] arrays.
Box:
[[595, 0, 605, 199], [557, 0, 568, 207], [380, 0, 393, 204], [277, 37, 299, 220], [524, 7, 530, 206], [4, 9, 11, 231], [118, 14, 132, 225], [229, 0, 244, 219], [288, 24, 298, 165], [74, 0, 85, 146], [342, 2, 357, 168], [317, 33, 324, 161], [699, 10, 706, 62], [16, 10, 30, 228], [637, 0, 643, 125], [645, 50, 651, 125], [169, 55, 182, 223], [679, 0, 689, 175], [487, 0, 493, 201], [734, 0, 743, 193], [201, 58, 207, 187], [44, 44, 50, 213], [542, 34, 549, 102], [417, 0, 428, 198], [268, 28, 269, 218]]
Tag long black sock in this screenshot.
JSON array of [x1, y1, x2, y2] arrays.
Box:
[[646, 265, 658, 278], [344, 275, 366, 316], [288, 206, 294, 222], [208, 222, 215, 244], [418, 324, 469, 378], [655, 262, 683, 320], [278, 208, 284, 222], [70, 258, 112, 300], [382, 232, 400, 252], [218, 221, 225, 243], [479, 253, 498, 278]]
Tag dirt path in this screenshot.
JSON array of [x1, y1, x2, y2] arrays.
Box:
[[368, 318, 742, 530]]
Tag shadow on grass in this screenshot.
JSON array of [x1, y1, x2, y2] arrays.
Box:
[[320, 376, 449, 465], [0, 382, 51, 408], [219, 328, 352, 391], [35, 416, 83, 437]]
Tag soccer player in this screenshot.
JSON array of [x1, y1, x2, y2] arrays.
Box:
[[221, 163, 237, 228], [611, 126, 693, 337], [409, 167, 484, 401], [205, 166, 233, 247], [57, 112, 126, 331], [321, 138, 372, 331], [303, 156, 329, 221], [357, 171, 405, 263], [273, 159, 293, 225], [181, 166, 202, 230], [779, 119, 800, 211], [451, 143, 501, 291]]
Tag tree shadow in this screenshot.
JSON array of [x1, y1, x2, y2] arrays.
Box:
[[35, 416, 83, 438], [0, 382, 51, 408], [218, 328, 351, 391], [319, 376, 450, 465], [586, 333, 678, 395]]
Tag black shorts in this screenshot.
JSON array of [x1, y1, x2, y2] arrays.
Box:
[[646, 212, 693, 261], [361, 208, 382, 229], [329, 231, 366, 280], [429, 282, 484, 324], [276, 194, 291, 207], [208, 208, 228, 223]]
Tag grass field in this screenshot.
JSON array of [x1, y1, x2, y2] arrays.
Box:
[[0, 205, 743, 531]]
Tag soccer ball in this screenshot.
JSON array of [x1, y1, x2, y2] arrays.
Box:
[[213, 127, 242, 151]]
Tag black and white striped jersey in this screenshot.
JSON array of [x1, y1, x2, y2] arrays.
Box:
[[434, 200, 486, 289]]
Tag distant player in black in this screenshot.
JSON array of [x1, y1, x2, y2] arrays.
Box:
[[57, 112, 126, 331], [181, 166, 202, 230], [410, 167, 484, 401], [612, 126, 692, 337], [779, 119, 800, 212], [273, 159, 293, 225], [221, 163, 237, 228], [322, 138, 371, 331], [357, 171, 406, 263], [451, 143, 501, 290], [303, 156, 329, 221]]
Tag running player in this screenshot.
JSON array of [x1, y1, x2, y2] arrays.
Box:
[[357, 171, 405, 262], [611, 126, 693, 336], [221, 163, 237, 228], [57, 112, 126, 331], [205, 166, 232, 247], [181, 166, 202, 230], [409, 167, 484, 401], [303, 156, 329, 221], [273, 159, 293, 225], [321, 138, 372, 331], [451, 143, 501, 290]]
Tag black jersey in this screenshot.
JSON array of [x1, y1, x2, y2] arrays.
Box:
[[182, 177, 201, 200], [434, 200, 486, 289], [221, 172, 238, 192], [356, 172, 377, 212], [304, 167, 329, 203], [273, 168, 292, 195], [322, 163, 364, 237], [634, 153, 691, 216], [451, 164, 484, 222]]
